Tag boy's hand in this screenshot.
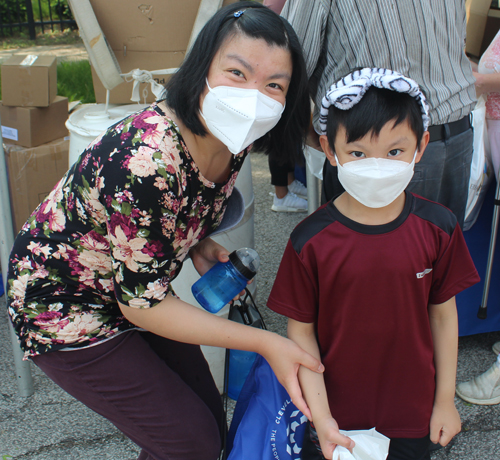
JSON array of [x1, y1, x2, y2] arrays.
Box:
[[429, 400, 461, 446], [315, 416, 355, 459]]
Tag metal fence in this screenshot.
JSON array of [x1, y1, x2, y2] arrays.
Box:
[[0, 0, 76, 39]]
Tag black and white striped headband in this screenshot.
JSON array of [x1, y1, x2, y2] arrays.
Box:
[[319, 68, 430, 134]]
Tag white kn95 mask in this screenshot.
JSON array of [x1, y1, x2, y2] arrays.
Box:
[[200, 81, 285, 154], [335, 150, 418, 208]]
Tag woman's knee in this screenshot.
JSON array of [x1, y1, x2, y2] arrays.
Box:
[[168, 415, 222, 460]]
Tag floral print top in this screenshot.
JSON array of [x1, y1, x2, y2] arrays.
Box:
[[7, 102, 247, 359], [479, 29, 500, 120]]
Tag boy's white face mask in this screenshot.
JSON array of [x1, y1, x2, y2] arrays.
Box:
[[335, 150, 418, 208], [200, 80, 285, 154]]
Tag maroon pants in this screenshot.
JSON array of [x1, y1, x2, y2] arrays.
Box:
[[33, 331, 224, 460]]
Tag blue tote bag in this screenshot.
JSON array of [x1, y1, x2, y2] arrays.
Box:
[[227, 355, 308, 460]]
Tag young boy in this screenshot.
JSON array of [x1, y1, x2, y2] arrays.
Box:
[[267, 68, 480, 460]]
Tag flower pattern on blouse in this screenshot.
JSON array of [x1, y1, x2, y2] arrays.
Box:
[[479, 30, 500, 120], [7, 103, 246, 358]]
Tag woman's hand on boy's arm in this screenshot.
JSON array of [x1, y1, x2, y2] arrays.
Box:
[[260, 333, 325, 421], [428, 297, 461, 446], [288, 319, 354, 457]]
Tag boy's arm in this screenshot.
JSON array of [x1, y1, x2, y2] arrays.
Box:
[[428, 297, 461, 446], [288, 319, 354, 458]]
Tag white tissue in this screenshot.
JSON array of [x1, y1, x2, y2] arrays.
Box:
[[332, 428, 390, 460]]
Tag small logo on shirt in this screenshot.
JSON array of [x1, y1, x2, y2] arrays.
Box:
[[416, 268, 433, 279]]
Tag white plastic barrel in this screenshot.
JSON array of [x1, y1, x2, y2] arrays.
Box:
[[66, 103, 255, 393], [66, 103, 148, 166]]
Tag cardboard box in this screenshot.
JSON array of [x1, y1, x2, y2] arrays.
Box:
[[466, 0, 492, 57], [1, 55, 57, 107], [4, 137, 69, 233], [0, 96, 69, 148], [89, 0, 237, 53], [89, 0, 237, 104]]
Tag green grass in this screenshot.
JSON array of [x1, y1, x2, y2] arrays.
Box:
[[57, 60, 96, 104]]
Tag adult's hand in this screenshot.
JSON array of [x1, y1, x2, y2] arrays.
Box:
[[189, 238, 250, 299], [261, 333, 325, 420], [189, 237, 229, 276]]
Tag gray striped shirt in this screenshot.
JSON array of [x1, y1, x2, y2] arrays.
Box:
[[281, 0, 477, 128]]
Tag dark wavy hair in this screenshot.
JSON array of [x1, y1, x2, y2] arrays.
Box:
[[165, 1, 310, 164]]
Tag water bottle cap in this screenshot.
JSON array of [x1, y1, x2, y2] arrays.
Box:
[[229, 248, 260, 280]]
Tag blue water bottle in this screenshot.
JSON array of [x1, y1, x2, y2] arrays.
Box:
[[191, 248, 260, 313]]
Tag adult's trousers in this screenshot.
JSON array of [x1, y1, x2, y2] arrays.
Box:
[[33, 330, 224, 460]]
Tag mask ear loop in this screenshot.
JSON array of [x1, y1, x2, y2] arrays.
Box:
[[409, 148, 418, 166]]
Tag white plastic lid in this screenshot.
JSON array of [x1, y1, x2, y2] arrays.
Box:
[[66, 103, 147, 137]]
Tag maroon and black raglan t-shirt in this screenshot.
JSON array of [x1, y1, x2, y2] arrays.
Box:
[[268, 192, 479, 438]]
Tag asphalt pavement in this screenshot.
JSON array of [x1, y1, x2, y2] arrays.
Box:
[[0, 43, 88, 63], [1, 44, 500, 460]]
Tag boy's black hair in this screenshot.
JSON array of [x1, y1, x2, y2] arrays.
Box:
[[165, 1, 310, 165], [326, 86, 425, 150]]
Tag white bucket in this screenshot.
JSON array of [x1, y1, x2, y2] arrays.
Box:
[[66, 103, 255, 393], [66, 103, 148, 166]]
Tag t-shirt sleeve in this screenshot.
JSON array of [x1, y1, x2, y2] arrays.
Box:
[[429, 223, 480, 305], [267, 239, 318, 323]]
